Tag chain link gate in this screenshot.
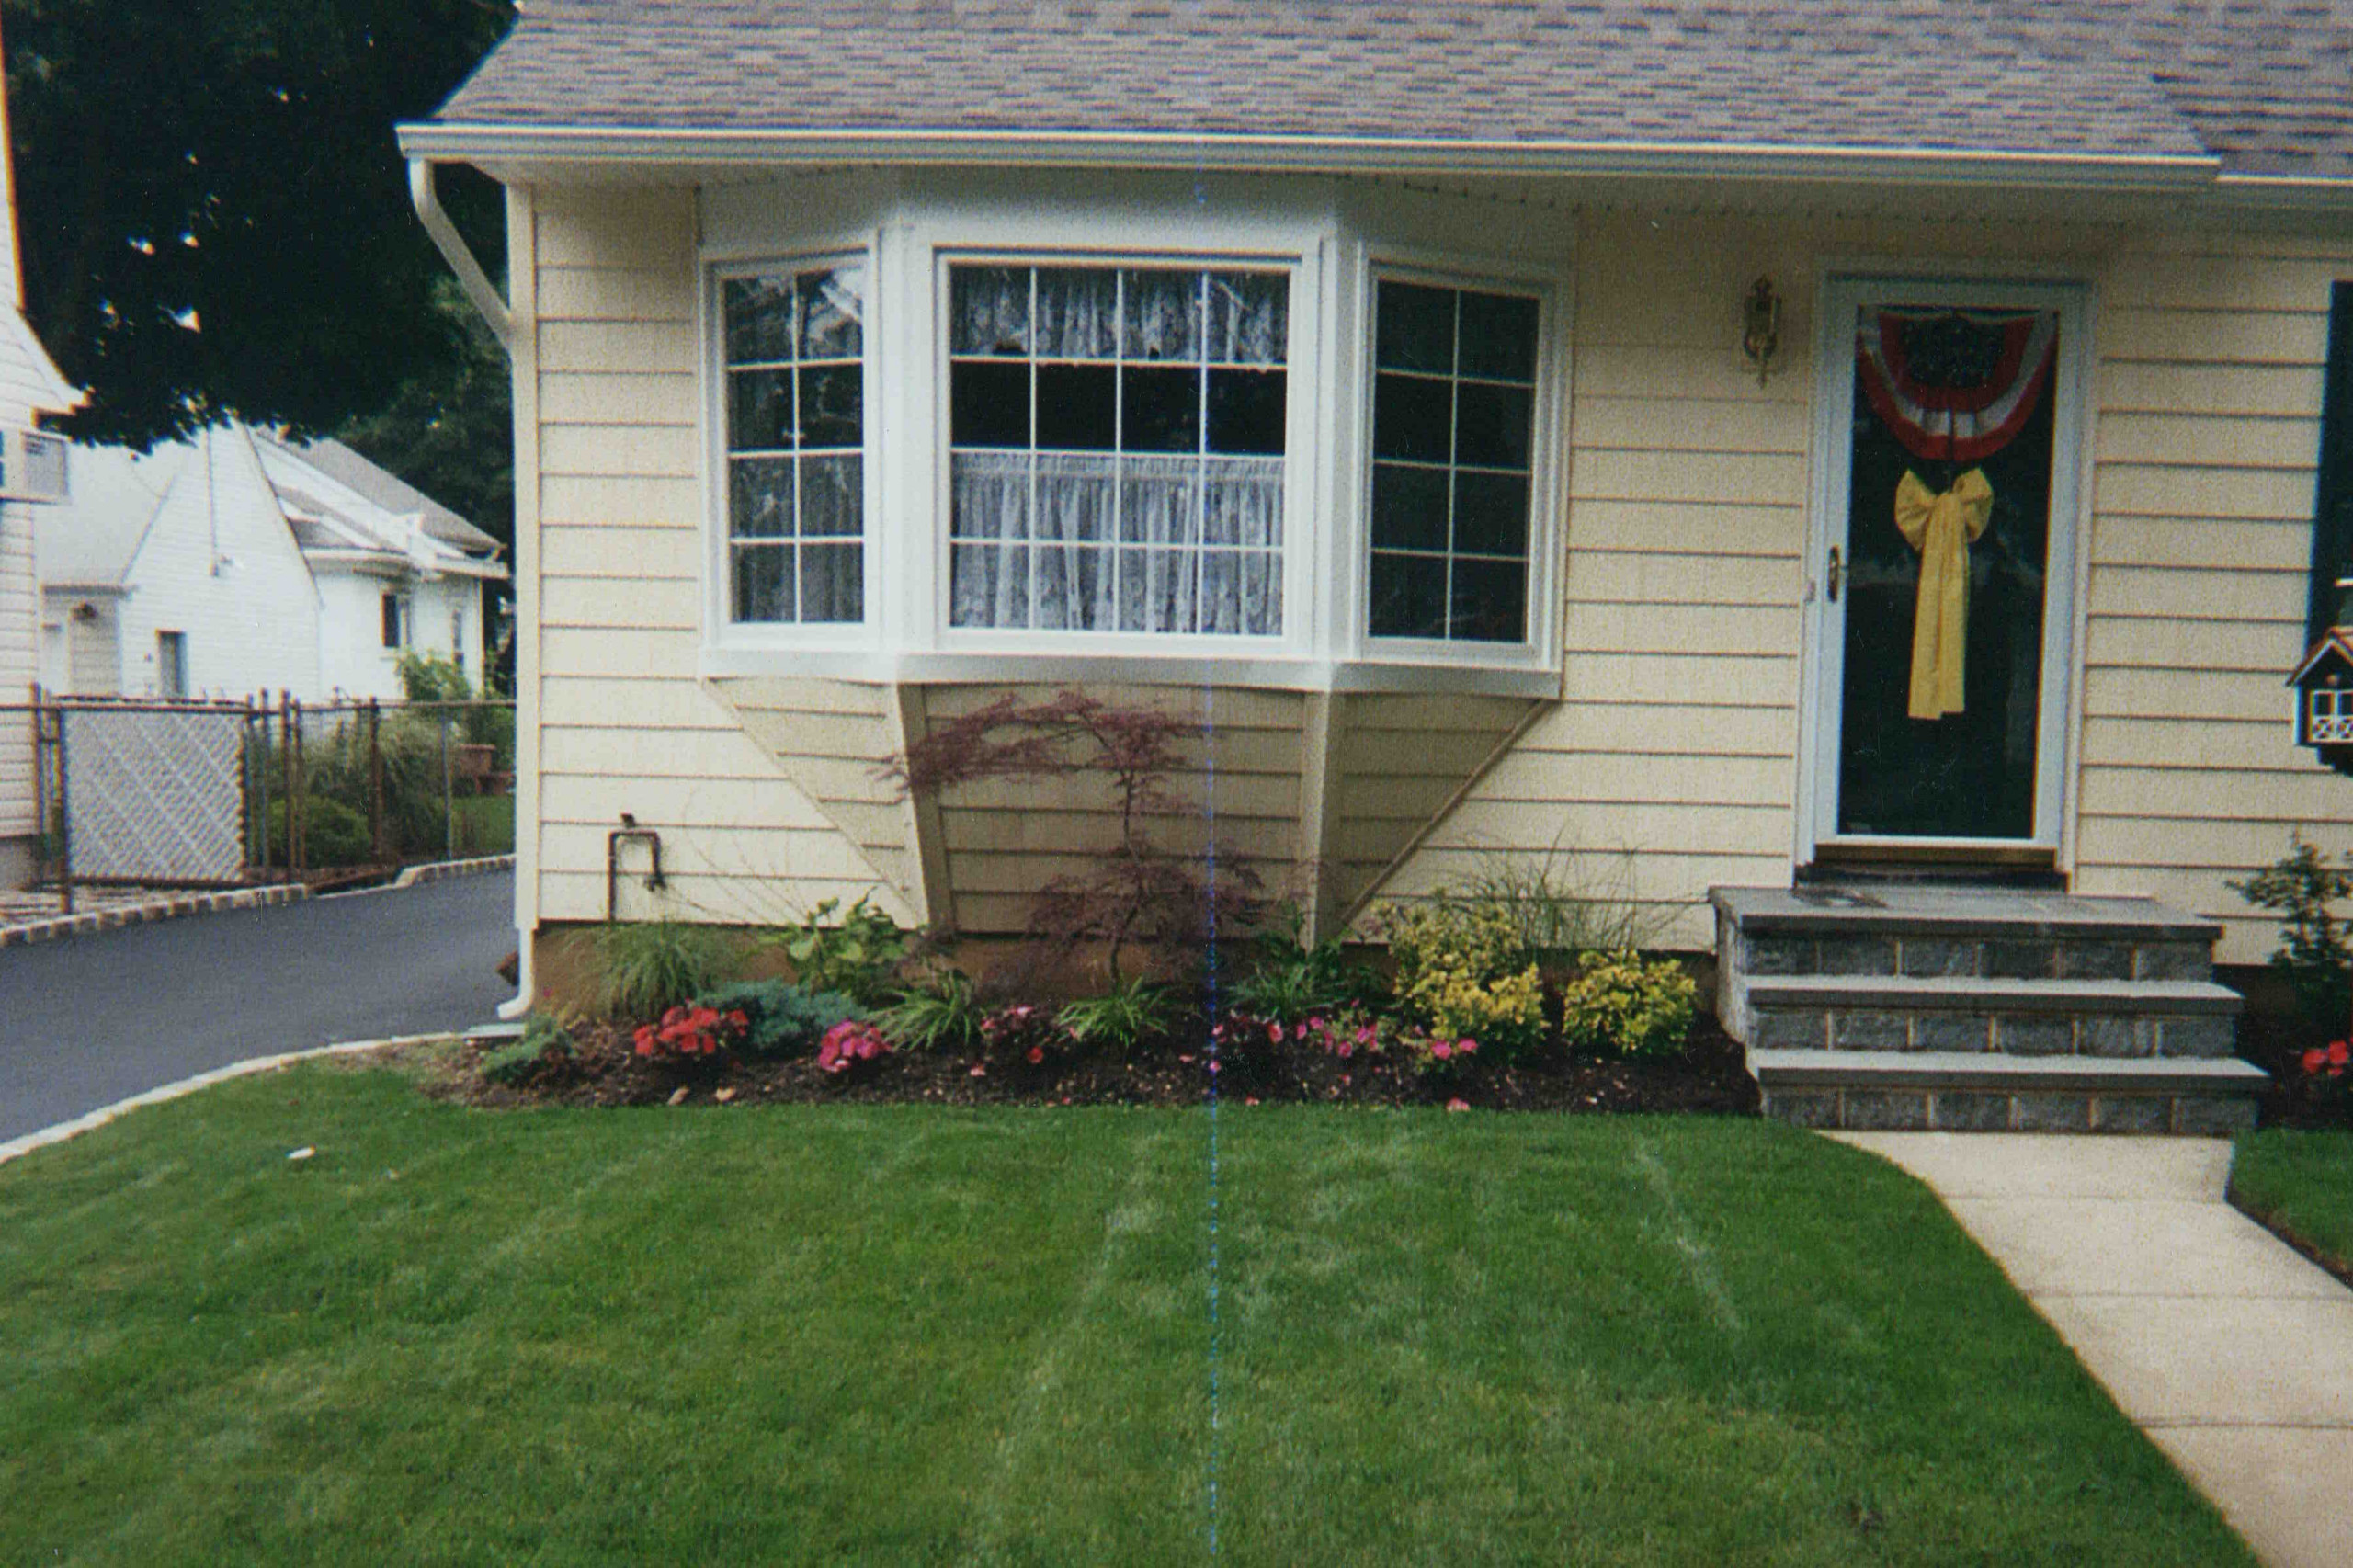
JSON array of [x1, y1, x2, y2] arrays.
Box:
[[38, 699, 261, 894]]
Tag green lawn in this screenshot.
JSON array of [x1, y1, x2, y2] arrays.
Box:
[[0, 1068, 2251, 1566], [2233, 1128, 2353, 1276]]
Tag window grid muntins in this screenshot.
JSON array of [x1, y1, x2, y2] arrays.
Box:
[[948, 264, 1286, 637], [723, 264, 865, 624], [2314, 687, 2353, 743], [1368, 279, 1540, 644]]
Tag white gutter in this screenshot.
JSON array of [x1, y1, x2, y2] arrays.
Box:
[[396, 121, 2227, 192], [407, 159, 512, 352], [2210, 173, 2353, 210]]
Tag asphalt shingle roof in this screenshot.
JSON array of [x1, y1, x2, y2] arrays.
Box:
[[426, 0, 2353, 178]]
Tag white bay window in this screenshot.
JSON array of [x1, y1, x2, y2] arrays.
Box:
[[700, 186, 1564, 692]]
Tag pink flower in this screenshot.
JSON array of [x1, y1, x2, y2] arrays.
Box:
[[1446, 1098, 1471, 1113], [1270, 1023, 1285, 1044], [1308, 1017, 1326, 1033], [1207, 1060, 1221, 1074], [969, 1063, 987, 1077], [1355, 1026, 1375, 1045], [1458, 1038, 1478, 1055], [1430, 1040, 1453, 1061], [1178, 1054, 1195, 1064], [1336, 1041, 1354, 1060], [1244, 1096, 1260, 1107]]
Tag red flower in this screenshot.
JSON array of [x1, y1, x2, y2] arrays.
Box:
[[2332, 1040, 2350, 1066], [2307, 1048, 2330, 1074], [1026, 1045, 1044, 1064]]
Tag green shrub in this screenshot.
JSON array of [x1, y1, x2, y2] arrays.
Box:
[[2231, 835, 2353, 1028], [1230, 903, 1374, 1022], [1057, 978, 1177, 1054], [266, 797, 374, 868], [694, 980, 864, 1055], [1380, 894, 1548, 1058], [483, 1012, 576, 1086], [874, 969, 985, 1054], [1558, 952, 1697, 1059], [760, 894, 908, 1005], [591, 920, 739, 1021]]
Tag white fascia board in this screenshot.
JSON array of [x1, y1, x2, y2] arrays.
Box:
[[398, 121, 2228, 193], [2208, 173, 2353, 211]]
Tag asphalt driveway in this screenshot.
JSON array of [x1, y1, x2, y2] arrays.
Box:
[[0, 872, 515, 1142]]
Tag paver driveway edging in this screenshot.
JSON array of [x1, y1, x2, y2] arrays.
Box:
[[1832, 1131, 2353, 1568], [0, 1033, 456, 1170]]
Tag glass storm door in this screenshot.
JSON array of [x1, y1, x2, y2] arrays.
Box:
[[1807, 280, 2083, 853]]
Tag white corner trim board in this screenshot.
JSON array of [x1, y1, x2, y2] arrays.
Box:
[[0, 1034, 457, 1170]]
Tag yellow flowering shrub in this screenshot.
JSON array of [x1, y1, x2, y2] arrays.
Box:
[[1380, 897, 1548, 1055], [1558, 951, 1696, 1059]]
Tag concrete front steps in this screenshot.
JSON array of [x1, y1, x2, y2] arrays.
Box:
[[1711, 884, 2267, 1134]]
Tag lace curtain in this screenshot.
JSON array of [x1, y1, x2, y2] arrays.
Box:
[[948, 264, 1287, 636]]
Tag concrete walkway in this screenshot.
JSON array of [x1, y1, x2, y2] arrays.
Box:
[[1834, 1132, 2353, 1568]]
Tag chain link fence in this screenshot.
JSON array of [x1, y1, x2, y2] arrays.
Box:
[[13, 692, 516, 910]]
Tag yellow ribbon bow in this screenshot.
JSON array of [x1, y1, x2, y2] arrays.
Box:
[[1893, 467, 1994, 720]]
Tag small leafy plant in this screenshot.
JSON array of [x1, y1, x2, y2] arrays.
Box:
[[694, 980, 865, 1055], [632, 1003, 750, 1061], [1230, 903, 1374, 1022], [815, 1018, 892, 1075], [874, 968, 986, 1054], [762, 894, 909, 1005], [976, 1004, 1080, 1074], [482, 1011, 577, 1087], [1057, 978, 1176, 1054], [1380, 894, 1549, 1059], [593, 919, 739, 1021], [2231, 835, 2353, 1028], [1557, 951, 1697, 1059]]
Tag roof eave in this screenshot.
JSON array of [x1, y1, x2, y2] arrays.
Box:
[[397, 120, 2230, 192]]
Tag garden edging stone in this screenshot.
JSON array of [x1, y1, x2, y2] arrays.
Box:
[[0, 1034, 455, 1170]]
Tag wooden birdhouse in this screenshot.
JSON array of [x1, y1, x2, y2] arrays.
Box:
[[2290, 627, 2353, 775]]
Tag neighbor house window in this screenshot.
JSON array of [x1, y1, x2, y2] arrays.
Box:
[[156, 631, 187, 698], [381, 592, 407, 650], [947, 263, 1287, 636], [1367, 278, 1541, 643], [722, 262, 865, 624]]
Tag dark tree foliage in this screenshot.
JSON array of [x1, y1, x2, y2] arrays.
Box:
[[335, 273, 513, 551], [4, 0, 516, 448], [893, 690, 1264, 982]]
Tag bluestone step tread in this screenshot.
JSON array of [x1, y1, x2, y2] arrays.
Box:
[[1711, 885, 2221, 942]]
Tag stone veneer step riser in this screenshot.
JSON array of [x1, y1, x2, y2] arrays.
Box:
[[1758, 1086, 2257, 1136], [1739, 932, 2212, 983], [1747, 1006, 2237, 1059]]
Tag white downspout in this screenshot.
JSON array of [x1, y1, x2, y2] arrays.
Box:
[[406, 160, 512, 352], [409, 157, 529, 1017]]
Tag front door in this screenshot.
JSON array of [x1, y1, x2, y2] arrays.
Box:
[[1805, 278, 2085, 858]]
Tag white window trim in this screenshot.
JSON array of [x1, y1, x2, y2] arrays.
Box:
[[695, 187, 1570, 696], [700, 237, 885, 655], [1349, 247, 1571, 680]]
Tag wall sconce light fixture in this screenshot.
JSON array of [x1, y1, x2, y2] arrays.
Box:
[[1741, 276, 1782, 387]]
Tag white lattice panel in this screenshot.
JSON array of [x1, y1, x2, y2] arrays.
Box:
[[63, 707, 247, 881]]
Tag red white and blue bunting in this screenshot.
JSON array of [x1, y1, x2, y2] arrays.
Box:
[[1856, 308, 2059, 463]]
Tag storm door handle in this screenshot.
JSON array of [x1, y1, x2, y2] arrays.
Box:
[[1826, 547, 1843, 603]]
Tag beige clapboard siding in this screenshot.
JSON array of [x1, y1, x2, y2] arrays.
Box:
[[529, 187, 905, 927], [1379, 213, 1813, 926], [2079, 239, 2350, 961], [918, 682, 1307, 926]]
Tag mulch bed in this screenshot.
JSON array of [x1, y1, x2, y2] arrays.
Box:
[[421, 1006, 1762, 1118]]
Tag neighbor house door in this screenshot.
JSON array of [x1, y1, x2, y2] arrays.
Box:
[[1803, 278, 2086, 861]]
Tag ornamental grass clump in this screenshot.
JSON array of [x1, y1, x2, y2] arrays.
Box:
[[591, 919, 740, 1021], [1380, 895, 1549, 1060], [873, 968, 986, 1054], [1557, 951, 1697, 1059]]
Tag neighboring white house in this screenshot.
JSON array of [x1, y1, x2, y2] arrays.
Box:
[[35, 422, 506, 701], [0, 15, 85, 888]]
